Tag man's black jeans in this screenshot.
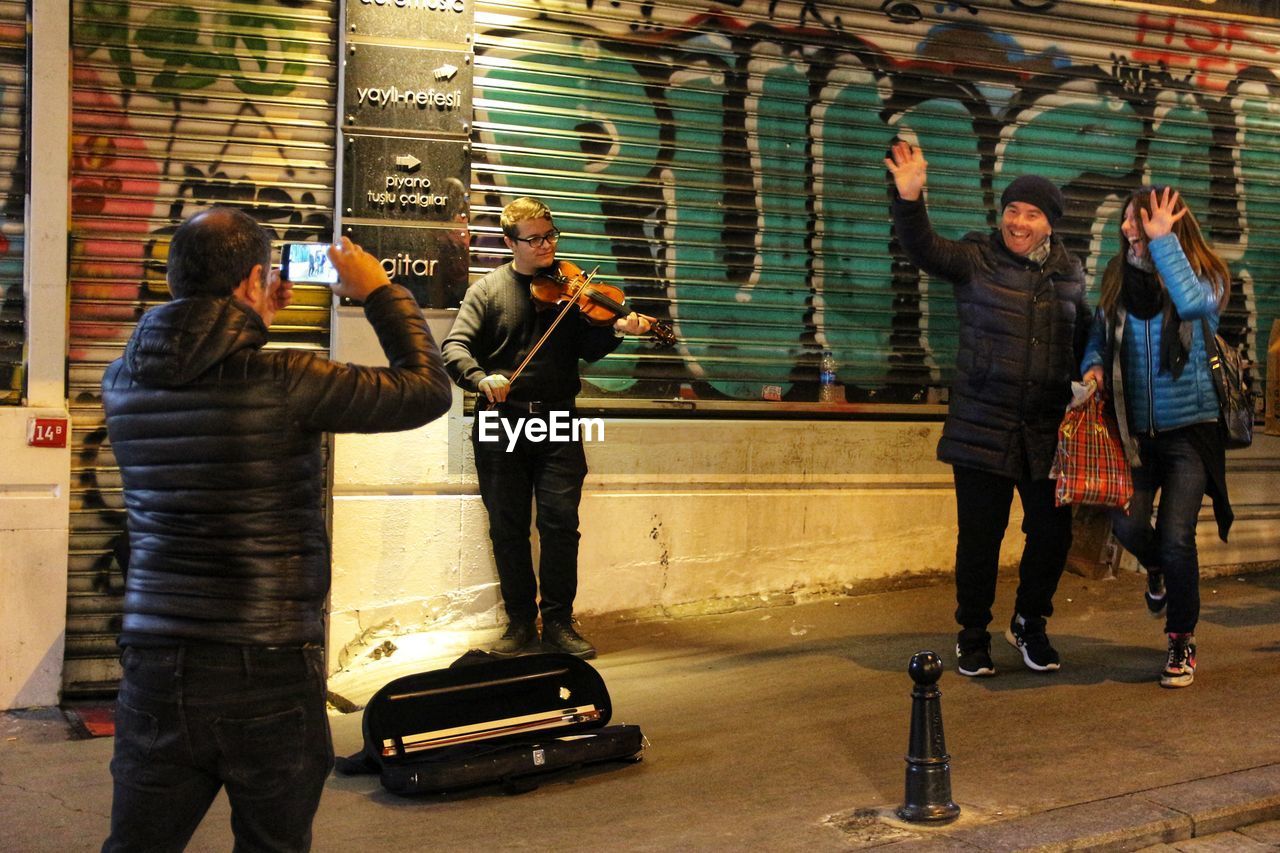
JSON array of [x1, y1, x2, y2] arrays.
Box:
[[103, 643, 332, 853], [472, 407, 588, 625], [952, 465, 1073, 640]]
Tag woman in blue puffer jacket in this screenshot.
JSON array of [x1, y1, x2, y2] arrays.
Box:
[[1081, 185, 1234, 690]]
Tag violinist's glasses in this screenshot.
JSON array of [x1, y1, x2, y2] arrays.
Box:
[[512, 229, 560, 249]]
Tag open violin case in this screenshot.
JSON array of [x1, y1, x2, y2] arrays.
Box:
[[337, 651, 645, 795]]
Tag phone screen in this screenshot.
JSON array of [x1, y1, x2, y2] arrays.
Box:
[[281, 243, 338, 285]]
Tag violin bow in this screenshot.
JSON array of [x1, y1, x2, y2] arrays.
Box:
[[507, 266, 599, 385]]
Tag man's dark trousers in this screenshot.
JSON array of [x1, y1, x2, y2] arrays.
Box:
[[953, 464, 1073, 639], [472, 405, 588, 625], [103, 643, 332, 852]]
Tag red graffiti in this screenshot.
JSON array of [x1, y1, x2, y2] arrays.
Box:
[[1134, 13, 1278, 91], [69, 69, 164, 356]]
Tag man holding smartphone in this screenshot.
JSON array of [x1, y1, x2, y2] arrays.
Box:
[[442, 197, 650, 659], [101, 207, 452, 852]]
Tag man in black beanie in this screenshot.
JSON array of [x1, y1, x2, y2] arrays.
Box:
[[885, 141, 1090, 678]]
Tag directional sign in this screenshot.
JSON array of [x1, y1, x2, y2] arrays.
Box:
[[344, 44, 473, 136], [346, 0, 474, 44], [344, 135, 469, 223], [343, 223, 471, 309]]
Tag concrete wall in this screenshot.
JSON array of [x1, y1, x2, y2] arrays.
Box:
[[0, 411, 71, 708], [331, 423, 1280, 675], [329, 400, 972, 672]]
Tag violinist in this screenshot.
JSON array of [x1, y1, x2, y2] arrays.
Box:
[[442, 197, 650, 659]]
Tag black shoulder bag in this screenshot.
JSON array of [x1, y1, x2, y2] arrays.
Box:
[[1201, 318, 1253, 449]]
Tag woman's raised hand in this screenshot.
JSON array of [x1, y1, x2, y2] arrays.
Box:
[[884, 141, 928, 202], [1140, 186, 1188, 241]]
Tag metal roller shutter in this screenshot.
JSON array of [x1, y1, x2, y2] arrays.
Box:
[[65, 0, 339, 696], [0, 0, 25, 404], [468, 0, 1278, 412]]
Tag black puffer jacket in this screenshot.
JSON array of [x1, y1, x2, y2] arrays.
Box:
[[893, 197, 1089, 480], [101, 284, 452, 647]]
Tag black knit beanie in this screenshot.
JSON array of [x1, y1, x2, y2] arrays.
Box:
[[999, 175, 1065, 225]]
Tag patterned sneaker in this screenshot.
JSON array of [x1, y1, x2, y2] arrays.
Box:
[[1144, 570, 1167, 618], [1005, 613, 1061, 672], [955, 640, 995, 677], [1160, 633, 1196, 688]]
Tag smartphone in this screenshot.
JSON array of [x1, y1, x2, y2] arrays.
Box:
[[280, 243, 339, 285]]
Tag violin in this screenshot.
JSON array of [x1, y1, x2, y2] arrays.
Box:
[[529, 259, 676, 347], [505, 259, 676, 386]]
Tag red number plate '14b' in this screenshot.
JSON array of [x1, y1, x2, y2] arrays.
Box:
[[27, 417, 68, 448]]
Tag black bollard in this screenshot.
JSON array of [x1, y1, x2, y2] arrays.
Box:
[[896, 650, 960, 823]]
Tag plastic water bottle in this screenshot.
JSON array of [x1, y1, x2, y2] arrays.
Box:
[[818, 349, 838, 403]]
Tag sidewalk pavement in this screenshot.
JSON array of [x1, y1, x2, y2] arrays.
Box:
[[3, 565, 1280, 852]]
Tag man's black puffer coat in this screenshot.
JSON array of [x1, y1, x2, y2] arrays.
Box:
[[893, 197, 1089, 481], [102, 283, 452, 647]]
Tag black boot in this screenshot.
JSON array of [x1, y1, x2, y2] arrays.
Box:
[[542, 619, 596, 659], [490, 620, 540, 657]]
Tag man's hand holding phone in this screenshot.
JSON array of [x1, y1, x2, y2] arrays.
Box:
[[325, 237, 391, 302]]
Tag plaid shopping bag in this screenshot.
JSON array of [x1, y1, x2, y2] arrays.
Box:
[[1051, 394, 1132, 513]]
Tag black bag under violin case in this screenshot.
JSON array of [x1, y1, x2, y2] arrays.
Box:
[[338, 651, 645, 795]]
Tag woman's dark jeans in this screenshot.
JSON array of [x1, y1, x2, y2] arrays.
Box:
[[1110, 430, 1208, 635], [103, 643, 333, 853]]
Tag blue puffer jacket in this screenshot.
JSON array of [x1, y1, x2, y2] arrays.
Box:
[[1082, 233, 1221, 449]]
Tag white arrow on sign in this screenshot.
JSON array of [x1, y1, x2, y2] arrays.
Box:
[[395, 155, 422, 171], [433, 64, 458, 81]]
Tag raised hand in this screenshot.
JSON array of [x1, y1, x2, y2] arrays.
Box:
[[1140, 186, 1188, 241], [884, 140, 928, 202]]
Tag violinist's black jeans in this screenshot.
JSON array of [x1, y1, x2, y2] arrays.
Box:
[[103, 643, 332, 853], [952, 465, 1073, 640], [473, 408, 588, 625]]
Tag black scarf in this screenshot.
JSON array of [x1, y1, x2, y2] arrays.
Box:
[[1121, 257, 1190, 379]]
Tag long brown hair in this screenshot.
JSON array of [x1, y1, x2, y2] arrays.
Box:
[[1098, 186, 1232, 315]]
